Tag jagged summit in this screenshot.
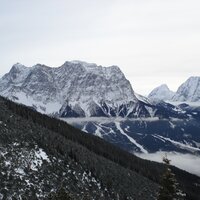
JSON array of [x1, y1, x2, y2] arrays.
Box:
[[9, 63, 28, 77], [62, 60, 122, 78], [172, 76, 200, 102], [148, 84, 175, 101], [69, 60, 98, 68], [0, 60, 149, 117], [150, 77, 200, 102], [11, 62, 27, 70], [1, 63, 30, 85]]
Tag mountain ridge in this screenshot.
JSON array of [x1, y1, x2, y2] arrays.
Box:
[[148, 84, 175, 101], [148, 77, 200, 102], [0, 61, 152, 118], [172, 76, 200, 102]]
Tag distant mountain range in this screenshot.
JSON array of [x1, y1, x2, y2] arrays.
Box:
[[0, 61, 200, 156], [148, 77, 200, 102], [0, 61, 148, 118], [148, 84, 175, 101]]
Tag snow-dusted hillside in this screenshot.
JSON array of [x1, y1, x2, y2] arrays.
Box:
[[0, 61, 150, 117], [148, 84, 175, 101], [1, 96, 161, 199]]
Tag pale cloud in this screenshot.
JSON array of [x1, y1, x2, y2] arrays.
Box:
[[0, 0, 200, 94], [136, 151, 200, 177]]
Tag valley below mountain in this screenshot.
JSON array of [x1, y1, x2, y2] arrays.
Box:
[[63, 116, 200, 155], [62, 116, 200, 176], [0, 60, 200, 181], [1, 96, 200, 200]]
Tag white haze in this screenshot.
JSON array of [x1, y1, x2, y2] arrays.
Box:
[[0, 0, 200, 95], [136, 151, 200, 177]]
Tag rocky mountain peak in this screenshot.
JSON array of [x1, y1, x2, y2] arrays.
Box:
[[3, 63, 30, 84], [148, 84, 175, 101], [172, 76, 200, 102], [0, 61, 145, 117], [61, 61, 123, 80], [11, 62, 27, 70]]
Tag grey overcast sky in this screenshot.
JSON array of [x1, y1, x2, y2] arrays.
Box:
[[0, 0, 200, 95]]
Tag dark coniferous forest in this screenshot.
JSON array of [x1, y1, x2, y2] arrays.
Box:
[[0, 96, 200, 199]]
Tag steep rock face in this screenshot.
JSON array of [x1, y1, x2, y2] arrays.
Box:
[[172, 77, 200, 102], [149, 77, 200, 102], [0, 63, 30, 95], [0, 61, 149, 117], [148, 84, 175, 101]]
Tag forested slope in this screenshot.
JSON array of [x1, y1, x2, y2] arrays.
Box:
[[0, 96, 200, 199]]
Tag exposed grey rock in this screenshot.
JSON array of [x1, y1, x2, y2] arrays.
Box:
[[0, 61, 149, 117], [172, 76, 200, 102], [148, 84, 175, 101]]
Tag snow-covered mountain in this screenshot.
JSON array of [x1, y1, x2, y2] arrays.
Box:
[[149, 77, 200, 103], [0, 61, 151, 118], [1, 61, 200, 155], [172, 76, 200, 102], [148, 84, 175, 101]]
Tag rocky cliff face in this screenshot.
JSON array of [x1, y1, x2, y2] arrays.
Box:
[[148, 84, 175, 101], [149, 77, 200, 102], [0, 61, 150, 117], [172, 76, 200, 102]]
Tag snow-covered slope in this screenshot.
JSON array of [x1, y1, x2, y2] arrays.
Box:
[[149, 77, 200, 103], [172, 77, 200, 102], [0, 61, 150, 117], [148, 84, 175, 101], [63, 116, 200, 155]]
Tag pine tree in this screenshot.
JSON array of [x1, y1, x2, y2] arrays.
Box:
[[157, 155, 186, 200]]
